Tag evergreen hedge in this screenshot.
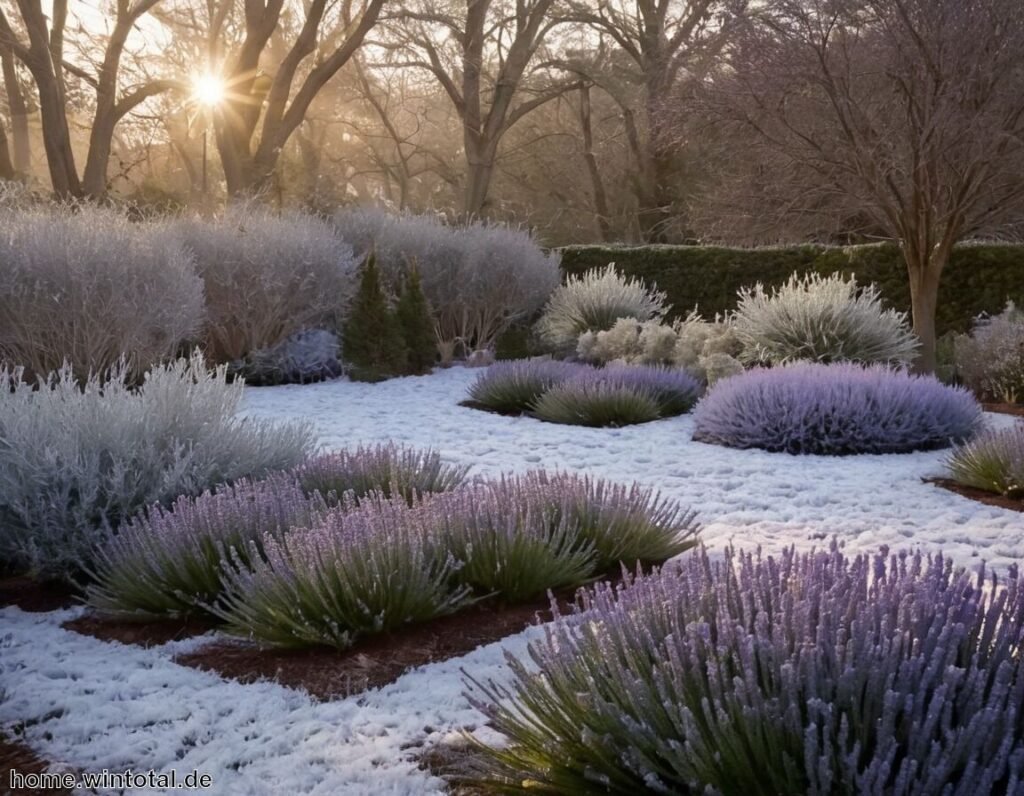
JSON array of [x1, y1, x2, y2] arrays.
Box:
[[558, 243, 1024, 335]]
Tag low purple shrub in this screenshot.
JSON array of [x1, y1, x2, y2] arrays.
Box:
[[86, 475, 324, 618], [467, 358, 583, 413], [601, 362, 702, 416], [947, 424, 1024, 499], [692, 362, 982, 454], [465, 545, 1024, 795], [292, 443, 469, 506]]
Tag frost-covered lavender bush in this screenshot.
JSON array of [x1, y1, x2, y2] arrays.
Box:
[[601, 363, 702, 416], [467, 359, 585, 413], [954, 302, 1024, 403], [215, 497, 471, 649], [947, 425, 1024, 499], [0, 206, 203, 381], [536, 265, 668, 354], [230, 329, 343, 386], [86, 476, 325, 617], [292, 443, 469, 506], [466, 545, 1024, 796], [333, 208, 559, 360], [733, 272, 919, 366], [0, 353, 314, 580], [170, 206, 357, 363], [532, 378, 662, 427], [693, 363, 981, 455]]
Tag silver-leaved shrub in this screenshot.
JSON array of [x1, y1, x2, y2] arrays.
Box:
[[947, 424, 1024, 500], [954, 302, 1024, 403]]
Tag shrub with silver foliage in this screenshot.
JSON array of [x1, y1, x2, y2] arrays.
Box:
[[576, 318, 678, 366], [536, 265, 668, 354], [733, 272, 919, 366], [466, 545, 1024, 796], [230, 329, 343, 386], [170, 206, 357, 363], [954, 302, 1024, 403], [947, 425, 1024, 499], [0, 206, 203, 381], [0, 352, 314, 580]]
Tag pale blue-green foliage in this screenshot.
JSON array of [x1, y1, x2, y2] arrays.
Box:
[[954, 302, 1024, 403], [947, 424, 1024, 499], [733, 272, 919, 366], [0, 352, 314, 581]]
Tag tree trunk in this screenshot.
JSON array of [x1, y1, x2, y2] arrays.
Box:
[[463, 142, 495, 219], [0, 119, 15, 180], [1, 47, 30, 173], [905, 252, 945, 374], [578, 85, 611, 241]]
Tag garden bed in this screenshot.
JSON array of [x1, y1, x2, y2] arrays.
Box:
[[926, 477, 1024, 514], [983, 402, 1024, 417], [0, 576, 77, 613]]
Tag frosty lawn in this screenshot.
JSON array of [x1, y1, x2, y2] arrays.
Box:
[[1, 366, 1022, 794]]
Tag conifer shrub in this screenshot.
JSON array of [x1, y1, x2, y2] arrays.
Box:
[[342, 252, 408, 382], [465, 545, 1024, 796], [396, 260, 438, 374], [692, 362, 982, 455]]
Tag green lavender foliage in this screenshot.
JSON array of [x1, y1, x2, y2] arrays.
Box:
[[946, 425, 1024, 499]]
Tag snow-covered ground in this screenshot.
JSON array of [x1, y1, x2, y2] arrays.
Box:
[[3, 367, 1021, 795]]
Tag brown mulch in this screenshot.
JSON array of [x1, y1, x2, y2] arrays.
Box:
[[173, 596, 561, 701], [458, 400, 526, 418], [0, 732, 72, 795], [927, 477, 1024, 513], [983, 402, 1024, 417], [0, 576, 78, 613], [62, 613, 217, 647]]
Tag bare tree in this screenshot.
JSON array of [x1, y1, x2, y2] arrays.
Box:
[[0, 0, 180, 197], [1, 39, 30, 175], [694, 0, 1024, 371]]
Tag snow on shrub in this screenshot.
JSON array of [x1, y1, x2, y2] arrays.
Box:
[[170, 206, 357, 363], [947, 425, 1024, 499], [576, 317, 678, 366], [0, 206, 203, 382], [954, 302, 1024, 403], [733, 272, 919, 366], [214, 496, 471, 649], [465, 545, 1024, 796], [333, 208, 558, 360], [692, 362, 981, 455], [292, 443, 470, 506], [86, 476, 324, 618], [536, 265, 668, 354], [672, 312, 745, 385], [0, 353, 314, 581], [467, 359, 584, 413]]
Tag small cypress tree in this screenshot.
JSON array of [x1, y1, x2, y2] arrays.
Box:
[[396, 259, 437, 375], [342, 251, 407, 382]]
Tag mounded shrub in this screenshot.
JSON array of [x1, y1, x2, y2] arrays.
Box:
[[467, 359, 585, 413], [230, 329, 343, 386], [954, 302, 1024, 403], [692, 362, 982, 454], [536, 265, 668, 354], [946, 425, 1024, 500], [531, 378, 663, 427], [171, 206, 356, 363], [0, 353, 314, 581], [600, 363, 702, 416], [465, 545, 1024, 796], [576, 318, 679, 366], [0, 206, 203, 382], [732, 272, 918, 366], [292, 443, 469, 506]]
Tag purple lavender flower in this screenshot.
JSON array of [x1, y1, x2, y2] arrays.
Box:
[[465, 545, 1024, 795], [693, 362, 982, 454]]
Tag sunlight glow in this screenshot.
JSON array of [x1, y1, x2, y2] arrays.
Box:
[[192, 73, 225, 107]]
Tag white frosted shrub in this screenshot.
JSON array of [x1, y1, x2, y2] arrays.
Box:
[[671, 313, 744, 384], [333, 208, 558, 361], [170, 206, 356, 363], [733, 272, 918, 366], [537, 265, 668, 354], [954, 303, 1024, 403], [0, 352, 314, 581], [577, 319, 678, 365], [0, 207, 203, 381]]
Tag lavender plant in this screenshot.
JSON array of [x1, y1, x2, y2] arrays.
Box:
[[946, 425, 1024, 499], [291, 443, 469, 506], [532, 377, 663, 427], [467, 359, 584, 413], [601, 363, 702, 416], [954, 302, 1024, 403], [465, 545, 1024, 796], [214, 497, 471, 649], [693, 362, 981, 454], [86, 475, 325, 618]]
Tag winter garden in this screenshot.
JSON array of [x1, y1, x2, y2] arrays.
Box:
[[4, 1, 1024, 795]]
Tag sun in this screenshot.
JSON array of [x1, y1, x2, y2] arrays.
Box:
[[192, 73, 225, 107]]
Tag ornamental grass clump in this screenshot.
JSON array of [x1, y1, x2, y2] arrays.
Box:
[[86, 476, 324, 618], [291, 443, 469, 506], [733, 272, 919, 366], [601, 363, 702, 416], [465, 545, 1024, 796], [946, 425, 1024, 500], [467, 359, 585, 413], [215, 497, 471, 649], [692, 362, 981, 454], [531, 376, 662, 427]]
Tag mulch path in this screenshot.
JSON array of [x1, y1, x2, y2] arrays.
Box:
[[173, 595, 562, 701], [983, 402, 1024, 417], [0, 732, 72, 795], [0, 576, 78, 612], [927, 477, 1024, 513], [62, 613, 217, 647]]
